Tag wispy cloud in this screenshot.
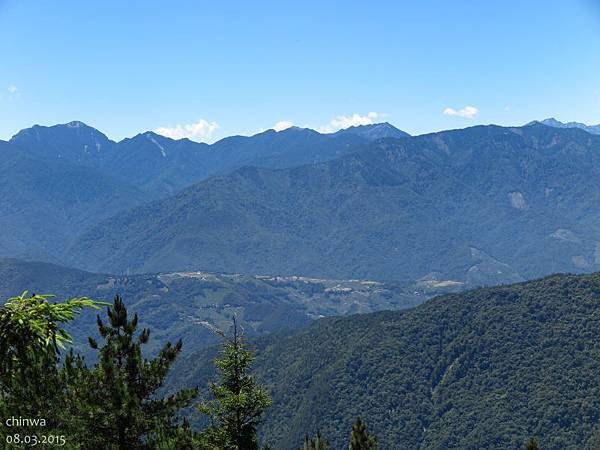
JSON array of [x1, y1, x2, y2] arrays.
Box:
[[318, 112, 381, 133], [3, 85, 20, 102], [272, 120, 294, 132], [443, 105, 479, 119], [155, 118, 220, 142]]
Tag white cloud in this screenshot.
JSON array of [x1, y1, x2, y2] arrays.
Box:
[[443, 105, 479, 119], [317, 112, 380, 133], [8, 85, 17, 94], [272, 120, 294, 132], [155, 118, 220, 142]]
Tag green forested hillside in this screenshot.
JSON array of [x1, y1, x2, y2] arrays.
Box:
[[0, 259, 421, 359], [172, 272, 600, 449]]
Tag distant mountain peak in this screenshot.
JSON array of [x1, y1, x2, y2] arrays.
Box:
[[9, 120, 114, 163], [144, 132, 168, 157], [124, 131, 174, 143], [12, 120, 110, 141], [50, 120, 106, 135], [529, 117, 600, 135], [333, 122, 410, 140], [66, 120, 86, 128], [272, 125, 303, 132], [143, 131, 162, 139]]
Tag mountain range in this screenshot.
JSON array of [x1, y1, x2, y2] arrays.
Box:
[[4, 117, 600, 448], [1, 121, 405, 263], [531, 117, 600, 135], [69, 123, 600, 287], [4, 119, 600, 289], [10, 121, 404, 198]]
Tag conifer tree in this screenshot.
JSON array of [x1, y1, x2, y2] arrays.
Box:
[[524, 437, 540, 450], [65, 294, 197, 449], [199, 318, 271, 450], [146, 418, 204, 450], [349, 417, 378, 450], [300, 431, 329, 450]]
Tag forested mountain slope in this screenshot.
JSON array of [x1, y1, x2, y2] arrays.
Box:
[[71, 124, 600, 286], [0, 258, 420, 359], [172, 272, 600, 449], [2, 121, 404, 265], [0, 140, 147, 262]]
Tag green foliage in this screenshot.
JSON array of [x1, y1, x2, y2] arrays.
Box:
[[0, 292, 103, 440], [145, 418, 209, 450], [173, 272, 600, 449], [524, 437, 539, 449], [199, 319, 272, 450], [0, 291, 102, 370], [300, 431, 328, 450], [349, 418, 377, 450], [63, 294, 197, 449], [586, 425, 600, 449]]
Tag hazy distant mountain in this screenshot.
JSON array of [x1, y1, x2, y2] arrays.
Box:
[[332, 122, 410, 140], [205, 126, 373, 171], [106, 132, 212, 197], [530, 117, 600, 135], [172, 272, 600, 449], [10, 121, 116, 165], [69, 123, 600, 286], [104, 126, 364, 197], [2, 121, 406, 262], [0, 140, 147, 263], [9, 120, 600, 288], [10, 121, 398, 198]]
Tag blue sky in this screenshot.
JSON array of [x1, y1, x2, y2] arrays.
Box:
[[0, 0, 599, 142]]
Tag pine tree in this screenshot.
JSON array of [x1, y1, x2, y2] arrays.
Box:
[[199, 318, 271, 450], [300, 431, 329, 450], [524, 437, 540, 450], [349, 417, 377, 450], [65, 294, 197, 449], [146, 418, 204, 450]]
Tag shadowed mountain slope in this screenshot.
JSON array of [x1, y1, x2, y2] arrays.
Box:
[[10, 122, 401, 198], [0, 140, 147, 262], [70, 124, 600, 286]]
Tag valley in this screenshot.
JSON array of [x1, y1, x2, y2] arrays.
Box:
[[0, 258, 423, 359], [3, 4, 598, 448], [3, 118, 600, 449]]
